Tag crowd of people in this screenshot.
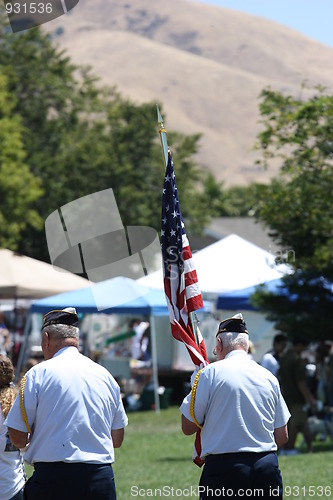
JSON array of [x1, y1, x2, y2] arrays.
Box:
[[0, 309, 29, 368]]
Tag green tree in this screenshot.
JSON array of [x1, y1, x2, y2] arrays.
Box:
[[0, 20, 214, 261], [201, 173, 265, 217], [252, 86, 333, 341], [0, 73, 43, 249]]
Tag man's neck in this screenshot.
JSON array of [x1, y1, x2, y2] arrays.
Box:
[[49, 340, 78, 359]]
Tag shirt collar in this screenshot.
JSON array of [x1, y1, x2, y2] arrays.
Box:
[[225, 349, 248, 360], [52, 346, 78, 359]]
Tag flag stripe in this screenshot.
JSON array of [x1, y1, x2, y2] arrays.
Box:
[[182, 245, 192, 261], [184, 257, 195, 275], [185, 271, 201, 289]]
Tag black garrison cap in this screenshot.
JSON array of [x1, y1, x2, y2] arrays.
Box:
[[216, 315, 248, 337], [42, 307, 78, 329]]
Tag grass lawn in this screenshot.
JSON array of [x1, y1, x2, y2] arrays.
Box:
[[25, 406, 333, 499]]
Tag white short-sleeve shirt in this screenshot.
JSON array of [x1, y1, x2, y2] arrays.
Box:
[[180, 350, 290, 458], [260, 352, 280, 376], [5, 347, 128, 465]]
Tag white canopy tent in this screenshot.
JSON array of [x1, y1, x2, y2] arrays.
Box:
[[137, 234, 290, 299]]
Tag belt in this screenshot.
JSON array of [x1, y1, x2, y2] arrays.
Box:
[[34, 462, 112, 469], [205, 451, 275, 463]]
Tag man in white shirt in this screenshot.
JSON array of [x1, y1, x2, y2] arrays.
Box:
[[5, 308, 128, 500], [260, 333, 287, 376], [180, 315, 290, 500]]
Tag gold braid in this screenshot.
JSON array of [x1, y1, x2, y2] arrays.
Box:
[[19, 375, 31, 433], [190, 369, 203, 429]]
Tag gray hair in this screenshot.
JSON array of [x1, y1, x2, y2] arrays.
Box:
[[42, 323, 79, 341], [217, 331, 249, 353]]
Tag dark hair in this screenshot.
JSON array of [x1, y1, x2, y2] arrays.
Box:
[[129, 319, 140, 328], [0, 355, 14, 389], [273, 334, 287, 344], [292, 336, 309, 347], [0, 356, 17, 417]]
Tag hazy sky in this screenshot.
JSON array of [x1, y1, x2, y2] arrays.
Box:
[[194, 0, 333, 48]]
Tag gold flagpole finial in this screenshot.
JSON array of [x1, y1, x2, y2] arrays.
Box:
[[156, 105, 169, 168]]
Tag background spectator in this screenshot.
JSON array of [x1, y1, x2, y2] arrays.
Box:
[[260, 333, 287, 376], [0, 313, 11, 358], [278, 337, 317, 455]]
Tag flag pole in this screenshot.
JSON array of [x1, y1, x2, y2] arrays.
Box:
[[156, 105, 200, 348]]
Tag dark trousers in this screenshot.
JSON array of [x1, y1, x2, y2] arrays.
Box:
[[199, 451, 283, 499], [24, 462, 117, 500]]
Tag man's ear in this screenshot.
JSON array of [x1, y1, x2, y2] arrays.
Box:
[[217, 337, 223, 353]]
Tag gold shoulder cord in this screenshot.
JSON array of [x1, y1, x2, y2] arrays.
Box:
[[19, 375, 31, 433], [190, 369, 203, 429]]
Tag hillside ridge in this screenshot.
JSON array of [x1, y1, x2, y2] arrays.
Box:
[[46, 0, 333, 185]]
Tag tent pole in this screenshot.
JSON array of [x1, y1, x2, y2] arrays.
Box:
[[150, 315, 160, 414]]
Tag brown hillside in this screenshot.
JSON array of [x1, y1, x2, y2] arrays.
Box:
[[46, 0, 333, 185]]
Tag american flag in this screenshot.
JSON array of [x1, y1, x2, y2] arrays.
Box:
[[161, 152, 208, 367]]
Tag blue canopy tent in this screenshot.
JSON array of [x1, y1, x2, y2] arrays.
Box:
[[216, 278, 285, 311], [30, 276, 169, 316]]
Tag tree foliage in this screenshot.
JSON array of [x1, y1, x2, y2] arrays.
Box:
[[0, 18, 217, 261], [252, 86, 333, 341], [0, 73, 43, 249]]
